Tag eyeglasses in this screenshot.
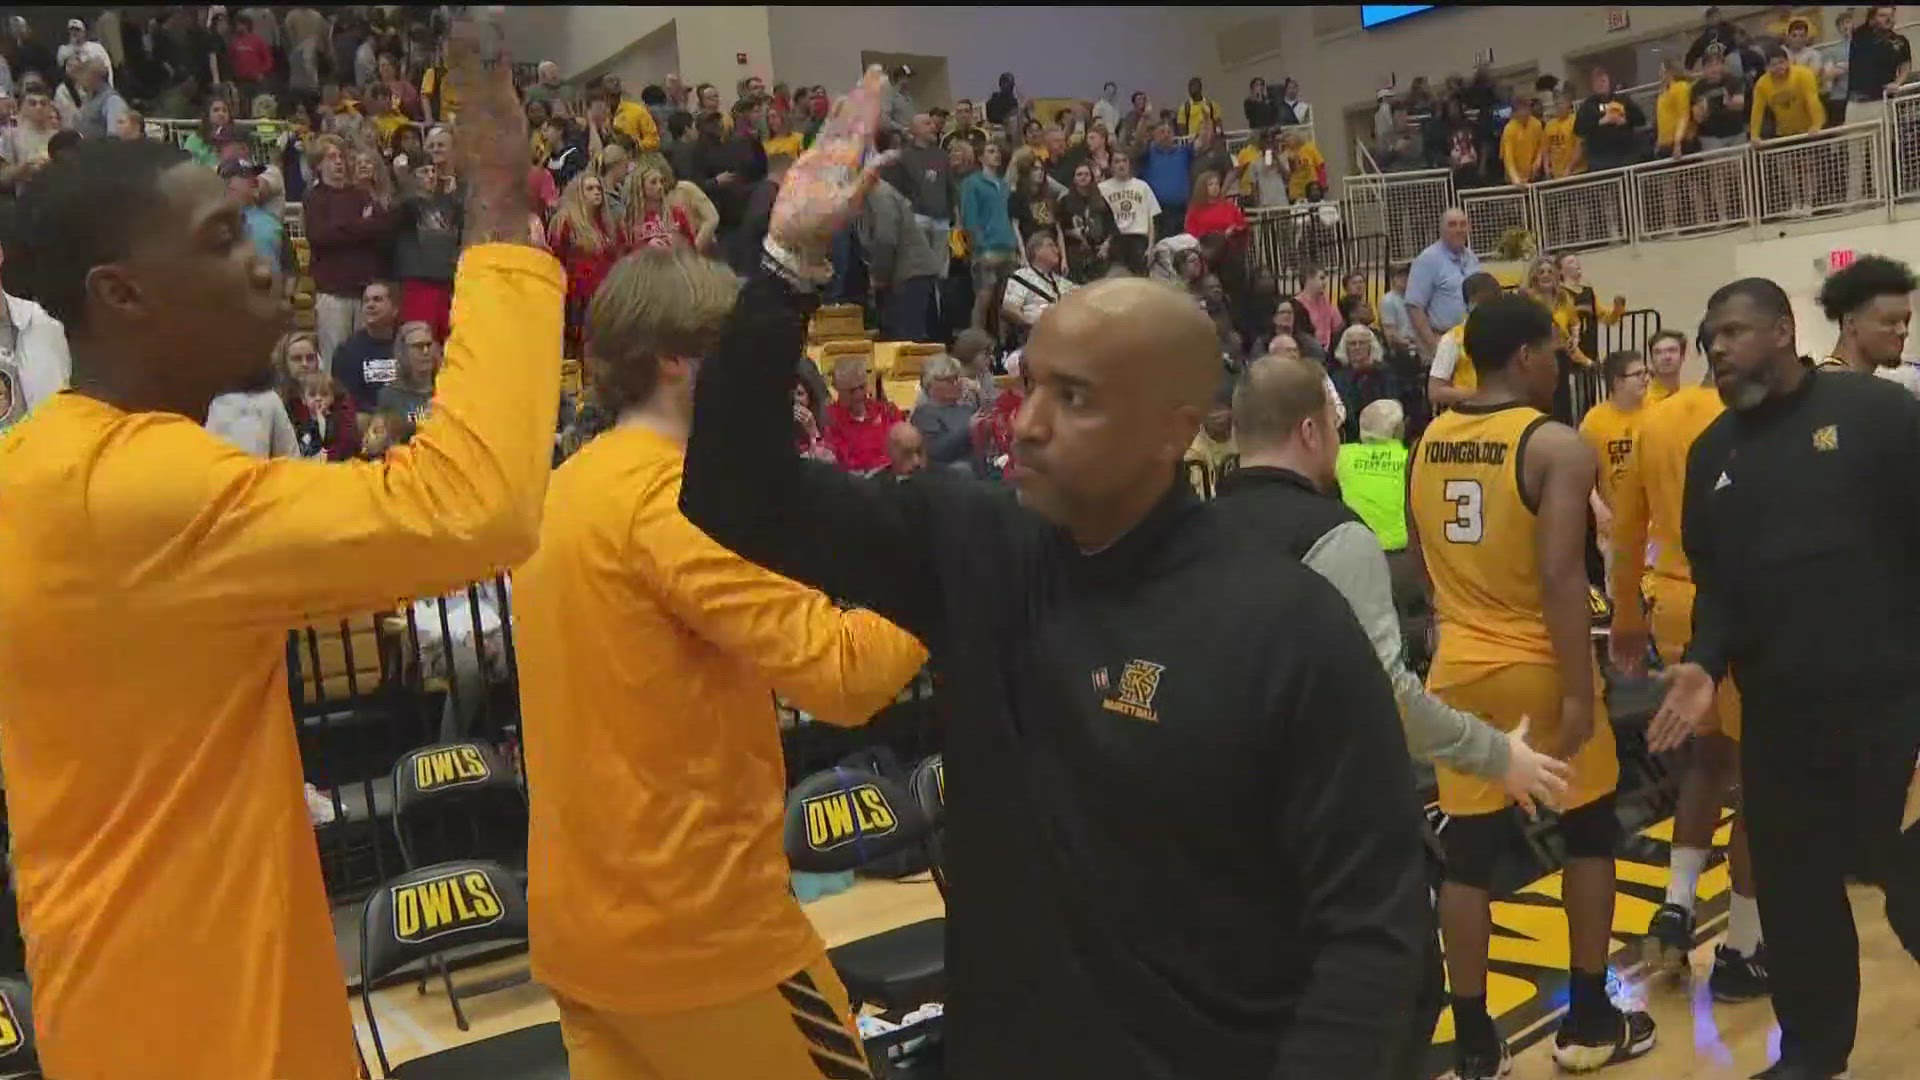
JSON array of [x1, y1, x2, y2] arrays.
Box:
[[1623, 369, 1650, 380]]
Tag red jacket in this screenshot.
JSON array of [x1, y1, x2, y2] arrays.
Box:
[[1184, 198, 1247, 239], [823, 396, 904, 473], [304, 182, 396, 297], [548, 214, 621, 314], [229, 32, 275, 82]]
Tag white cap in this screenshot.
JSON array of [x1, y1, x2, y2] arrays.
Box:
[[66, 18, 84, 32]]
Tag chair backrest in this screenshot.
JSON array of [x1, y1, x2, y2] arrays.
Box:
[[0, 977, 37, 1077], [360, 859, 529, 986], [391, 741, 519, 816], [783, 766, 932, 874], [389, 741, 527, 869]]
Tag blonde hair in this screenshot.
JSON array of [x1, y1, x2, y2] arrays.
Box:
[[625, 165, 673, 221], [353, 146, 395, 204], [1358, 398, 1405, 442], [586, 246, 740, 413], [271, 330, 321, 396], [305, 132, 347, 173], [552, 172, 613, 254]]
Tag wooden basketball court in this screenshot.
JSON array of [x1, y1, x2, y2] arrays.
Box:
[[361, 827, 1920, 1078]]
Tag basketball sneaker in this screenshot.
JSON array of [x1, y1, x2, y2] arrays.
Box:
[[1552, 1005, 1657, 1072], [1751, 1060, 1849, 1079], [1641, 901, 1693, 974], [1710, 945, 1769, 1003], [1451, 1041, 1511, 1080]]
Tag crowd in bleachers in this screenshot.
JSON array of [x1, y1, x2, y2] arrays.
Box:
[[1368, 5, 1911, 188]]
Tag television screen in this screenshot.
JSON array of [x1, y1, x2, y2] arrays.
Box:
[[1362, 5, 1436, 28]]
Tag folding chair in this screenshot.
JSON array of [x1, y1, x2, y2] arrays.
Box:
[[784, 766, 945, 1016], [358, 860, 566, 1079], [389, 742, 531, 1030], [0, 977, 37, 1080]]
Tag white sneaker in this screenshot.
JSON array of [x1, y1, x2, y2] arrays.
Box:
[[304, 783, 337, 826]]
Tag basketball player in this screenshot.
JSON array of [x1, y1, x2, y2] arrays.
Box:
[[1409, 294, 1657, 1078], [514, 246, 927, 1079], [1655, 279, 1920, 1080], [1608, 324, 1767, 1001], [0, 16, 554, 1078], [1577, 349, 1649, 585], [1644, 329, 1688, 406], [1814, 254, 1915, 383], [1426, 271, 1505, 411]]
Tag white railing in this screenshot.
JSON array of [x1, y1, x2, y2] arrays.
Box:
[[1338, 86, 1920, 255], [1457, 184, 1531, 260]]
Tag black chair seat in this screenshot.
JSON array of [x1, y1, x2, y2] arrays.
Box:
[[827, 917, 946, 1012], [390, 1021, 567, 1079]]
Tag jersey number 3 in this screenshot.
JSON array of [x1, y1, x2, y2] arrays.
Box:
[[1443, 478, 1484, 543]]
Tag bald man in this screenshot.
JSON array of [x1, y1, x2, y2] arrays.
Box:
[[884, 419, 925, 478], [1405, 206, 1482, 359], [687, 242, 1432, 1076]]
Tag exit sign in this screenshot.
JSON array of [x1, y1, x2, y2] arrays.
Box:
[[1830, 248, 1857, 273], [1606, 8, 1630, 31]]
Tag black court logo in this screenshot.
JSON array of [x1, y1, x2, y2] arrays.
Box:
[[410, 746, 491, 794], [0, 992, 21, 1055], [803, 785, 898, 852], [391, 870, 504, 945]]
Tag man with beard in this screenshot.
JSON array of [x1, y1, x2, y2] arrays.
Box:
[[1655, 277, 1920, 1080]]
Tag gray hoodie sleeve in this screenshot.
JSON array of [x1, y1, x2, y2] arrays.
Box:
[[1301, 521, 1511, 781]]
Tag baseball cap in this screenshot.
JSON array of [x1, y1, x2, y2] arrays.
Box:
[[66, 17, 84, 32], [217, 157, 266, 179]]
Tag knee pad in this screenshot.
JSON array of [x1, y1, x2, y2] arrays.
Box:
[[1441, 811, 1505, 891], [1559, 794, 1619, 860]]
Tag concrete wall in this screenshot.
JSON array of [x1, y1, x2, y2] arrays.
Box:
[[502, 5, 774, 110]]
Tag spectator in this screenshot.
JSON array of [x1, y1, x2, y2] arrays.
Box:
[[1003, 232, 1076, 340], [689, 108, 768, 251], [693, 82, 721, 115], [283, 6, 325, 94], [1655, 56, 1697, 159], [1245, 77, 1279, 129], [792, 377, 836, 463], [896, 112, 954, 259], [219, 156, 283, 269], [1059, 162, 1117, 282], [626, 165, 696, 249], [1692, 45, 1749, 152], [7, 17, 55, 88], [1818, 10, 1856, 123], [525, 60, 565, 107], [393, 164, 461, 344], [206, 381, 300, 459], [51, 56, 85, 131], [1007, 150, 1062, 257], [549, 172, 620, 358], [55, 18, 111, 85], [1405, 207, 1482, 359], [112, 105, 144, 141], [306, 134, 396, 365], [1439, 98, 1483, 190], [1574, 67, 1645, 174], [859, 165, 943, 342], [1184, 170, 1247, 240], [1, 87, 54, 185], [910, 354, 976, 472], [1118, 90, 1154, 150], [183, 97, 235, 168], [227, 14, 273, 98], [762, 103, 802, 158], [1099, 149, 1159, 275], [1687, 7, 1746, 76], [376, 321, 439, 425], [1276, 77, 1313, 127], [0, 230, 69, 419], [1139, 120, 1193, 239], [1338, 292, 1375, 335], [985, 72, 1020, 127], [1557, 253, 1623, 366], [1542, 90, 1585, 177], [368, 84, 409, 148], [1292, 265, 1342, 354], [330, 281, 402, 421], [607, 81, 663, 153], [1279, 130, 1326, 204], [1753, 42, 1827, 149], [70, 59, 125, 141], [1379, 263, 1416, 354], [943, 97, 987, 154], [1425, 270, 1503, 410], [1270, 297, 1328, 365], [1335, 398, 1413, 554], [822, 356, 903, 474], [541, 115, 589, 190], [1188, 116, 1234, 184], [1092, 81, 1121, 135], [275, 332, 358, 461], [1847, 4, 1911, 127], [959, 140, 1017, 331], [359, 408, 415, 458], [885, 420, 926, 478], [1328, 325, 1408, 442], [1176, 76, 1223, 135], [1500, 94, 1545, 184], [1184, 377, 1239, 492], [378, 53, 424, 121]]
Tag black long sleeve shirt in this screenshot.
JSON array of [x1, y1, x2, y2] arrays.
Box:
[[1684, 367, 1920, 718], [682, 267, 1431, 1079]]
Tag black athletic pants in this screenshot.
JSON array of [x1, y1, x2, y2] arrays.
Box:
[[1739, 689, 1920, 1074]]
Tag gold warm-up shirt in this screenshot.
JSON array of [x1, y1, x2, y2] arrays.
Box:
[[515, 426, 927, 1015], [1608, 385, 1727, 635], [1578, 397, 1641, 507], [0, 244, 562, 1079]]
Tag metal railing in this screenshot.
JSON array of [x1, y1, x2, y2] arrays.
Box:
[[1337, 89, 1920, 256]]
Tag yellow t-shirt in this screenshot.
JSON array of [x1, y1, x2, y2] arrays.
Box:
[[613, 99, 662, 152], [1751, 63, 1826, 139], [1577, 397, 1640, 507], [373, 110, 409, 147], [1644, 378, 1678, 407], [1543, 114, 1584, 178], [1287, 141, 1326, 202], [1233, 144, 1261, 197], [0, 245, 562, 1079], [1608, 385, 1725, 635], [515, 426, 926, 1014], [421, 65, 458, 120], [1656, 80, 1693, 148], [1500, 115, 1544, 183], [1409, 401, 1558, 681], [763, 131, 804, 159]]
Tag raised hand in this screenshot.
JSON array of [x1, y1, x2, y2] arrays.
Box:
[[770, 66, 896, 258], [445, 6, 531, 247]]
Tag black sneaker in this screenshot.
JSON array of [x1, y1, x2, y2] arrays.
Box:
[[1452, 1041, 1511, 1080], [1553, 1005, 1657, 1072], [1641, 901, 1693, 974], [1751, 1060, 1850, 1079], [1710, 944, 1769, 1002]]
